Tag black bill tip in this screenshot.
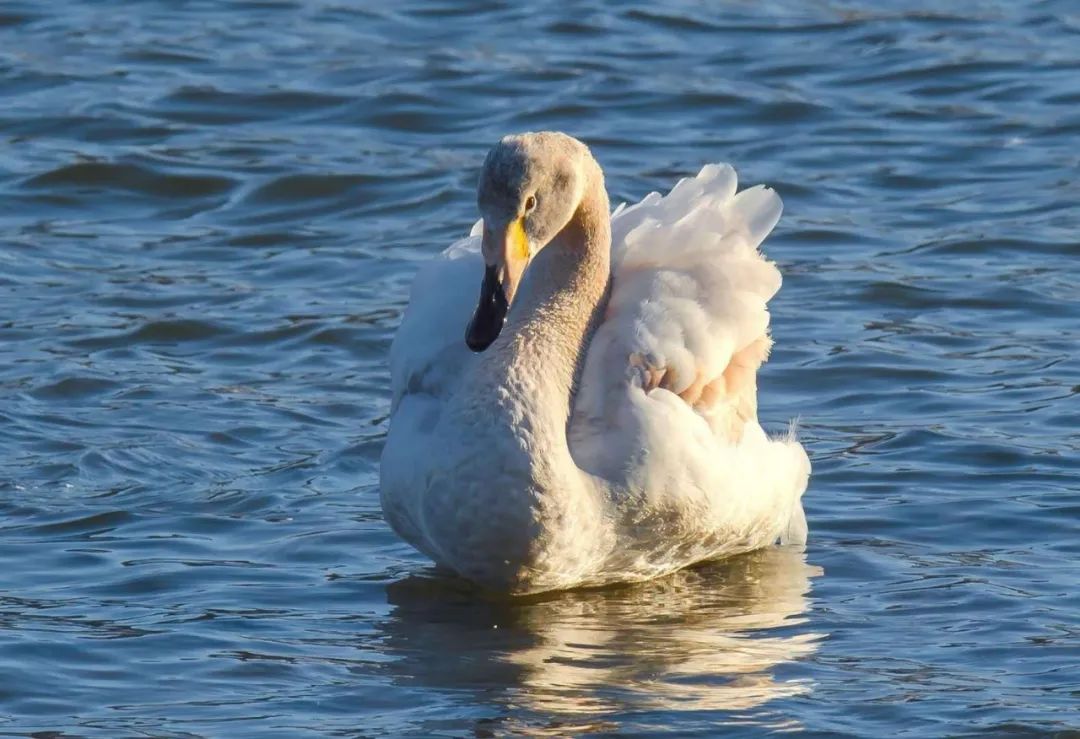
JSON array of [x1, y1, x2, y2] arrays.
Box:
[[465, 265, 509, 352]]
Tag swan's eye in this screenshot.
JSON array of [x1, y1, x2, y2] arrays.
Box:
[[524, 195, 537, 214]]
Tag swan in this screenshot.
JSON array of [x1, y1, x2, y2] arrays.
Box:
[[381, 132, 810, 594]]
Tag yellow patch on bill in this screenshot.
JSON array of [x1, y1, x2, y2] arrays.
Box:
[[510, 218, 529, 259]]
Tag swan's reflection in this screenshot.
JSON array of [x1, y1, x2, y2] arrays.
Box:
[[382, 547, 824, 732]]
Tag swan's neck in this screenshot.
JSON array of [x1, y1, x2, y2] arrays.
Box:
[[472, 175, 611, 467]]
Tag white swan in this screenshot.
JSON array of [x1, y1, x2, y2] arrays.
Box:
[[381, 132, 810, 594]]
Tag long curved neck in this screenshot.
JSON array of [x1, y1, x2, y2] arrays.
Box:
[[472, 171, 611, 464]]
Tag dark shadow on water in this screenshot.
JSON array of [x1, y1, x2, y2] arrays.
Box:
[[381, 547, 825, 735]]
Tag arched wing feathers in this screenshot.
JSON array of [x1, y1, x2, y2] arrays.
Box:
[[575, 164, 785, 443]]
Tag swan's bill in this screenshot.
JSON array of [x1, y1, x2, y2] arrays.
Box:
[[466, 217, 530, 352], [465, 264, 509, 352]]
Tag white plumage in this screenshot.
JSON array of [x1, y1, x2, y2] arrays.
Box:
[[382, 146, 809, 594]]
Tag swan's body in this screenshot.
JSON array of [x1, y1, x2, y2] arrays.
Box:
[[381, 132, 809, 594]]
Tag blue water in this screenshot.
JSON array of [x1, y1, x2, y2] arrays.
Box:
[[2, 1, 1078, 736]]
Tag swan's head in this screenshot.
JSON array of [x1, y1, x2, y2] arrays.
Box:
[[467, 131, 592, 352]]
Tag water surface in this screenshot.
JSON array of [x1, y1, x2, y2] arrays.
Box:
[[1, 1, 1078, 736]]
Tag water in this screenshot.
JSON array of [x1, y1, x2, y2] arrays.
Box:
[[1, 1, 1077, 735]]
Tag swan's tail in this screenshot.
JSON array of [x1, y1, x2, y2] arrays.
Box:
[[780, 499, 808, 546], [778, 419, 810, 546]]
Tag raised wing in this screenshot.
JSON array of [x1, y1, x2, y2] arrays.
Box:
[[573, 164, 785, 445]]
